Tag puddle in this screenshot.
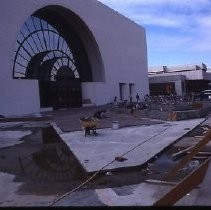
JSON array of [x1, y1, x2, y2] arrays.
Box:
[[0, 124, 87, 196], [0, 122, 207, 196]]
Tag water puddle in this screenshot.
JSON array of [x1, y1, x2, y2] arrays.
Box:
[[0, 123, 87, 196], [0, 122, 208, 195]]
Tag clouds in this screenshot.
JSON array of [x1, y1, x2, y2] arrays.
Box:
[[99, 0, 211, 28], [130, 13, 187, 28], [98, 0, 211, 66], [196, 14, 211, 28], [98, 0, 211, 11]]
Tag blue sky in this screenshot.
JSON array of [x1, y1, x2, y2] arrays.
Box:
[[98, 0, 211, 68]]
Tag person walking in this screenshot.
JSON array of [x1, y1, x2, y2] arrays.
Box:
[[129, 95, 132, 103], [114, 96, 117, 105], [136, 93, 140, 103]]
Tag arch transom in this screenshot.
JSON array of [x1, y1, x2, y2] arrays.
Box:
[[13, 16, 79, 81]]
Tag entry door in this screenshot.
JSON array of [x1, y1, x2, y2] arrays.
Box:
[[52, 80, 82, 110], [39, 80, 82, 109]]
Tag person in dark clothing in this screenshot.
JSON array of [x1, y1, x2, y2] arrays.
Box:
[[114, 96, 117, 102], [136, 93, 140, 103], [93, 110, 107, 119], [129, 95, 132, 103]]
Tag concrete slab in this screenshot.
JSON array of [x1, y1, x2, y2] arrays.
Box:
[[57, 118, 204, 173], [95, 182, 172, 206]]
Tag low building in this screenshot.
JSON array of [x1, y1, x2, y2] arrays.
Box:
[[0, 0, 148, 116], [149, 63, 211, 96]]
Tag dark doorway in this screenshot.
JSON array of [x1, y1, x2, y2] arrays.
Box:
[[185, 80, 209, 93], [39, 79, 82, 110], [149, 82, 175, 96]]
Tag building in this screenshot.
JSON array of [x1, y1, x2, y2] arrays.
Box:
[[0, 0, 148, 116], [149, 63, 211, 96]]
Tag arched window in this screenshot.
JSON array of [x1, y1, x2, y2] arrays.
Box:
[[13, 16, 79, 81]]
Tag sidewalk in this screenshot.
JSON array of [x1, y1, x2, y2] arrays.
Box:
[[57, 119, 204, 173]]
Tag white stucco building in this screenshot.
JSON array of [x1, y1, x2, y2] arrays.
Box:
[[0, 0, 148, 116]]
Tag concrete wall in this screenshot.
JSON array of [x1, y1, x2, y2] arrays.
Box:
[[174, 70, 204, 80], [0, 0, 148, 116], [175, 80, 183, 96], [149, 75, 185, 83], [0, 80, 40, 117], [202, 71, 211, 81], [149, 70, 206, 81]]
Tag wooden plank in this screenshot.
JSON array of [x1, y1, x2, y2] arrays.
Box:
[[171, 146, 194, 159], [154, 157, 211, 206], [145, 179, 177, 186], [192, 156, 208, 160], [188, 151, 211, 156], [194, 136, 203, 139], [163, 130, 211, 181]]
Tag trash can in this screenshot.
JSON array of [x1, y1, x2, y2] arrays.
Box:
[[112, 121, 119, 129]]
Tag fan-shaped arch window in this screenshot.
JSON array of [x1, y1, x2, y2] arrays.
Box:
[[13, 16, 79, 81]]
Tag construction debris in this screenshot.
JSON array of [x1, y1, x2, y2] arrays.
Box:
[[115, 156, 128, 162], [188, 160, 200, 169], [141, 168, 160, 176], [154, 157, 211, 206], [164, 129, 211, 181], [106, 172, 113, 176]]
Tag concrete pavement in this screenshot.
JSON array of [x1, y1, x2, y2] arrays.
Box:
[[56, 119, 204, 173]]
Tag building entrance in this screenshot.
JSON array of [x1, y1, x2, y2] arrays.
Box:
[[39, 80, 82, 109], [13, 12, 92, 110]]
